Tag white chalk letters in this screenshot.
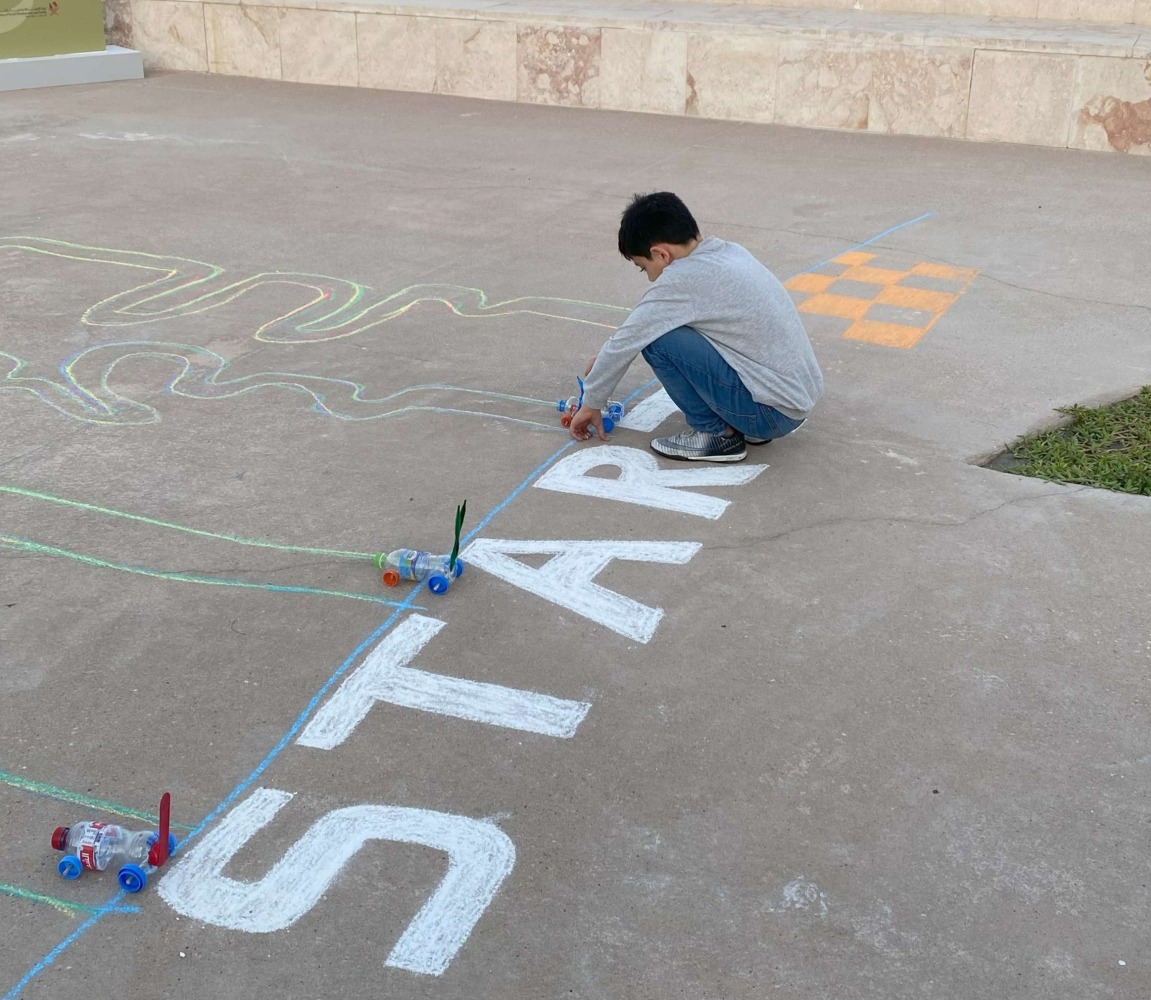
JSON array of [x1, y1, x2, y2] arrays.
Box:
[[462, 537, 701, 643], [159, 788, 515, 976], [160, 430, 768, 978], [297, 614, 591, 746], [614, 388, 678, 431], [534, 445, 767, 519]]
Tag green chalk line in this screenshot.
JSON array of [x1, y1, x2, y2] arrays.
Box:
[[0, 883, 140, 916], [0, 485, 375, 560], [0, 768, 192, 831], [0, 535, 414, 609]]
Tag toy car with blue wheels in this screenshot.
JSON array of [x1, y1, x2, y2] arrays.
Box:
[[557, 377, 624, 432]]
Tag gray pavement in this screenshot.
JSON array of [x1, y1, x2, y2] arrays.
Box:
[[1, 71, 1150, 1000]]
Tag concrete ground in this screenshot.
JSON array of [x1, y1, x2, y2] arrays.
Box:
[[1, 72, 1149, 1000]]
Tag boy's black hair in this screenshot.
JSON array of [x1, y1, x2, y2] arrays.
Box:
[[618, 192, 701, 259]]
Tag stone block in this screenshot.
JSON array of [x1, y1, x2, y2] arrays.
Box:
[[967, 50, 1076, 145], [945, 0, 1037, 14], [280, 8, 357, 85], [517, 25, 602, 107], [685, 32, 778, 123], [129, 0, 208, 71], [105, 0, 135, 49], [205, 3, 282, 79], [776, 41, 971, 137], [1070, 55, 1151, 153], [599, 27, 687, 115], [1037, 0, 1135, 22], [434, 19, 517, 101], [358, 13, 437, 92]]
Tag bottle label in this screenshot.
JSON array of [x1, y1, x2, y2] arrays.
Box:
[[396, 551, 417, 581], [78, 822, 108, 871]]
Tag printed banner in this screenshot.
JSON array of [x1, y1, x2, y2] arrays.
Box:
[[0, 0, 105, 60]]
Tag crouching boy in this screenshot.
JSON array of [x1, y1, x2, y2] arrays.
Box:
[[570, 192, 823, 463]]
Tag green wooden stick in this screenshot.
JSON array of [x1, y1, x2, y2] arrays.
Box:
[[450, 500, 467, 572]]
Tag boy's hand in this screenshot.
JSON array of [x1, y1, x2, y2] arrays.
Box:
[[569, 404, 608, 442]]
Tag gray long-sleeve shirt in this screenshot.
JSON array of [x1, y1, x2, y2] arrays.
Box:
[[582, 237, 823, 419]]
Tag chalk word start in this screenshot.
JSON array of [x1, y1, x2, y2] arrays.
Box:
[[159, 424, 768, 976]]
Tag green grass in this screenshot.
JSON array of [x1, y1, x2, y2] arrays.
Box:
[[1003, 386, 1151, 495]]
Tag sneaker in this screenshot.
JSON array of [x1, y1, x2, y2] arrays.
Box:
[[650, 429, 747, 462]]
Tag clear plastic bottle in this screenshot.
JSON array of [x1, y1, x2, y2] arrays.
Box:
[[52, 822, 174, 890], [556, 397, 624, 432], [374, 549, 464, 594], [556, 395, 580, 415]]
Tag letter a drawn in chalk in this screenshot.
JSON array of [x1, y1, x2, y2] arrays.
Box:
[[461, 538, 700, 643]]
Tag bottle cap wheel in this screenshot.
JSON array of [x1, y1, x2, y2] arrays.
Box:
[[118, 864, 147, 893], [58, 855, 82, 880], [382, 569, 400, 587], [51, 827, 69, 851]]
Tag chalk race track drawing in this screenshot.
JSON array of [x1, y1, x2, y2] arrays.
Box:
[[0, 237, 629, 428]]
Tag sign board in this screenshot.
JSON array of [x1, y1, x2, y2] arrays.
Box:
[[0, 0, 105, 60]]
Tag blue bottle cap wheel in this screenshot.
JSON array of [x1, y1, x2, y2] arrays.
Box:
[[58, 855, 82, 880], [118, 864, 148, 893]]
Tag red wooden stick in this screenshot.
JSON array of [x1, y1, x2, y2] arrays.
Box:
[[149, 792, 171, 868]]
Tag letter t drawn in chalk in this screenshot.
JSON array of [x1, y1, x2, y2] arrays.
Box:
[[296, 614, 591, 749]]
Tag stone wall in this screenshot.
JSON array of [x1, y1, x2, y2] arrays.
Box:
[[720, 0, 1146, 25], [115, 0, 1151, 154], [104, 0, 134, 48]]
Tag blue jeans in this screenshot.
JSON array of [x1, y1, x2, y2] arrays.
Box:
[[641, 326, 805, 439]]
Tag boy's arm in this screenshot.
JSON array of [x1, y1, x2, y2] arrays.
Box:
[[581, 281, 694, 409]]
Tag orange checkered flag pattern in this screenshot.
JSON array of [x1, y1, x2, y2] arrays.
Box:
[[785, 250, 979, 349]]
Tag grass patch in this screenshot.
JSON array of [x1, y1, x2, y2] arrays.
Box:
[[994, 386, 1151, 496]]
